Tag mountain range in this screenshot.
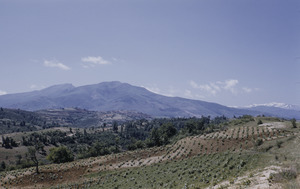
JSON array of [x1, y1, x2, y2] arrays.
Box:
[[245, 102, 300, 111], [0, 81, 299, 119], [243, 103, 300, 119]]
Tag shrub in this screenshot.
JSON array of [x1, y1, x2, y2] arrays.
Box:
[[276, 140, 283, 148], [291, 118, 297, 128], [269, 168, 297, 182], [47, 146, 74, 164], [257, 120, 263, 125], [255, 139, 263, 147], [242, 179, 251, 186]]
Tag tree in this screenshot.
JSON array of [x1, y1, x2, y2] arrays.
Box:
[[135, 140, 145, 149], [120, 125, 124, 137], [291, 118, 297, 128], [20, 121, 26, 126], [0, 161, 6, 170], [47, 146, 74, 164], [10, 138, 18, 147], [15, 154, 22, 165], [27, 147, 39, 174], [159, 123, 177, 144], [27, 143, 44, 174], [112, 121, 118, 133], [114, 137, 120, 153], [150, 128, 161, 146], [146, 122, 178, 147], [102, 123, 106, 132], [86, 142, 110, 157], [2, 137, 12, 149], [184, 121, 197, 134]]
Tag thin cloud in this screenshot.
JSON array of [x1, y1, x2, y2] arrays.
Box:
[[81, 56, 111, 68], [242, 87, 252, 93], [222, 79, 239, 94], [0, 90, 7, 95], [243, 87, 259, 93], [143, 85, 177, 97], [223, 79, 238, 91], [199, 84, 218, 96], [44, 60, 71, 70], [190, 80, 199, 89], [30, 84, 45, 90], [30, 85, 38, 89], [184, 89, 205, 100], [190, 79, 252, 96], [144, 86, 161, 94], [190, 80, 221, 96]]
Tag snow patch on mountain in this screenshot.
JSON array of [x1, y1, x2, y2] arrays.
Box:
[[246, 102, 300, 111]]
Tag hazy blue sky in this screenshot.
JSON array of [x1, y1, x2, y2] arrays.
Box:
[[0, 0, 299, 107]]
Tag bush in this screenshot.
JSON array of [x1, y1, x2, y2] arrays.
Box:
[[269, 168, 297, 182], [257, 120, 263, 125], [255, 139, 263, 147], [276, 140, 283, 148], [47, 146, 74, 164], [291, 118, 297, 128]]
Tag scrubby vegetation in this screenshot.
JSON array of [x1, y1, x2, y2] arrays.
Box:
[[0, 110, 299, 188], [0, 114, 229, 170], [0, 108, 151, 135], [47, 146, 74, 164]]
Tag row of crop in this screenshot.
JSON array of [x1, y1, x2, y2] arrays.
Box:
[[202, 126, 287, 142], [48, 151, 260, 189]]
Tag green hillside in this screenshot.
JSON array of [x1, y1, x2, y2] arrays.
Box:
[[0, 115, 299, 188]]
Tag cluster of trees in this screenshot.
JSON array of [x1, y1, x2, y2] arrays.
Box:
[[26, 144, 74, 174], [21, 116, 228, 157], [0, 120, 38, 134], [131, 116, 228, 149], [0, 108, 61, 135], [0, 115, 230, 173], [1, 136, 18, 148], [1, 114, 298, 174], [146, 123, 177, 147], [78, 141, 117, 159]]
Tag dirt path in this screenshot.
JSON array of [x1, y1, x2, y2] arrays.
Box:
[[209, 166, 282, 189], [259, 122, 286, 129]]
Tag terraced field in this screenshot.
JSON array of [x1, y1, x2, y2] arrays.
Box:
[[0, 119, 299, 189]]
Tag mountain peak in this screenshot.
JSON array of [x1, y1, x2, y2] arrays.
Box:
[[42, 83, 74, 90], [94, 81, 132, 88], [96, 81, 122, 85], [0, 82, 298, 118], [40, 83, 75, 94]]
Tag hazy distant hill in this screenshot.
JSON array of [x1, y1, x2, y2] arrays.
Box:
[[244, 106, 300, 119], [0, 81, 296, 118], [36, 108, 151, 127]]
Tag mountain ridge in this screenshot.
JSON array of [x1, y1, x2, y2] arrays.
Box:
[[0, 81, 298, 118]]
